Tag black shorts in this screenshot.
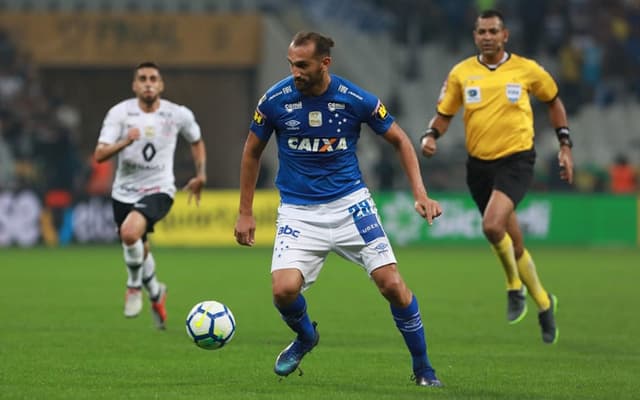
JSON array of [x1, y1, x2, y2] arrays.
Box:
[[112, 193, 174, 240], [466, 148, 536, 215]]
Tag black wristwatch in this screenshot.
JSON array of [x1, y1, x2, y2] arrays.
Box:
[[420, 127, 441, 142], [559, 137, 572, 148], [555, 127, 573, 149]]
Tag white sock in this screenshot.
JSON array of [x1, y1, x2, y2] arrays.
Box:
[[142, 252, 160, 298], [123, 239, 144, 288]]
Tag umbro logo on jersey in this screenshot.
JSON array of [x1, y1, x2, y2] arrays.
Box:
[[372, 242, 389, 254], [284, 120, 301, 130]]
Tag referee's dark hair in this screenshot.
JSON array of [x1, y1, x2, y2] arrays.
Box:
[[476, 9, 506, 28]]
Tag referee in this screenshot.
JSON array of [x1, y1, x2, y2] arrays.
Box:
[[420, 9, 574, 344]]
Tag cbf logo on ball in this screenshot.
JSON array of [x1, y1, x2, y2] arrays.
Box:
[[278, 224, 300, 238]]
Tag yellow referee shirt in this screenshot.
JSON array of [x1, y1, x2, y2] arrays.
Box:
[[437, 53, 558, 160]]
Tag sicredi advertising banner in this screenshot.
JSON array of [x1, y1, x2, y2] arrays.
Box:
[[152, 191, 638, 247], [0, 190, 637, 247], [374, 192, 638, 246]]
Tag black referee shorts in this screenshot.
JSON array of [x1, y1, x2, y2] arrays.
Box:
[[466, 148, 536, 215], [112, 193, 174, 241]]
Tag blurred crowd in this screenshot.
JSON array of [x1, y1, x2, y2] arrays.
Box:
[[309, 0, 640, 114], [303, 0, 640, 194], [0, 29, 113, 201], [1, 1, 638, 196]]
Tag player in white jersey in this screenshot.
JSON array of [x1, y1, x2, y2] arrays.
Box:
[[234, 32, 444, 387], [94, 62, 206, 329]]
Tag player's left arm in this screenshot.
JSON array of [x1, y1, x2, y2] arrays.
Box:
[[184, 139, 207, 206], [382, 122, 442, 225], [547, 96, 574, 184], [531, 61, 575, 185]]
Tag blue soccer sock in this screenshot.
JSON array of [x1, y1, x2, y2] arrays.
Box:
[[390, 295, 435, 374], [275, 294, 316, 342]]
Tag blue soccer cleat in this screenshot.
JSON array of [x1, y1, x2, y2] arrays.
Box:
[[274, 322, 319, 377], [412, 367, 443, 387]]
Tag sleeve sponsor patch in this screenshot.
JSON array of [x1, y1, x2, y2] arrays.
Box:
[[375, 101, 388, 120], [253, 109, 265, 125]]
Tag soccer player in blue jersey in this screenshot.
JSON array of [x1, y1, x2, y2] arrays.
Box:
[[234, 31, 443, 387]]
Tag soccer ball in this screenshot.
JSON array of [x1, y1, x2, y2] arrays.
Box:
[[185, 300, 236, 350]]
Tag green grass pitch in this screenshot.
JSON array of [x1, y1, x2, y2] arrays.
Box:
[[1, 245, 639, 399]]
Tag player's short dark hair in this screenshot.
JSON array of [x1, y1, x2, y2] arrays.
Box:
[[134, 61, 160, 78], [476, 9, 506, 28], [291, 31, 335, 57]]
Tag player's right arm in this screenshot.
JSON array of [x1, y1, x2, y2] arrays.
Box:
[[94, 104, 140, 163], [234, 131, 268, 247], [383, 122, 443, 225], [420, 114, 452, 158], [94, 128, 140, 162], [421, 70, 461, 158]]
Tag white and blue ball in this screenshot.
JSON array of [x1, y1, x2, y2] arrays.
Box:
[[185, 300, 236, 350]]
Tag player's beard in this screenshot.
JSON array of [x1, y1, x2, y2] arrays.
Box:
[[294, 70, 323, 95], [141, 93, 159, 107]]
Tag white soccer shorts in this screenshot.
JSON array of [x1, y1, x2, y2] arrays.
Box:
[[271, 188, 397, 290]]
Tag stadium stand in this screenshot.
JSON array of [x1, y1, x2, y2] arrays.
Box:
[[0, 0, 638, 193]]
